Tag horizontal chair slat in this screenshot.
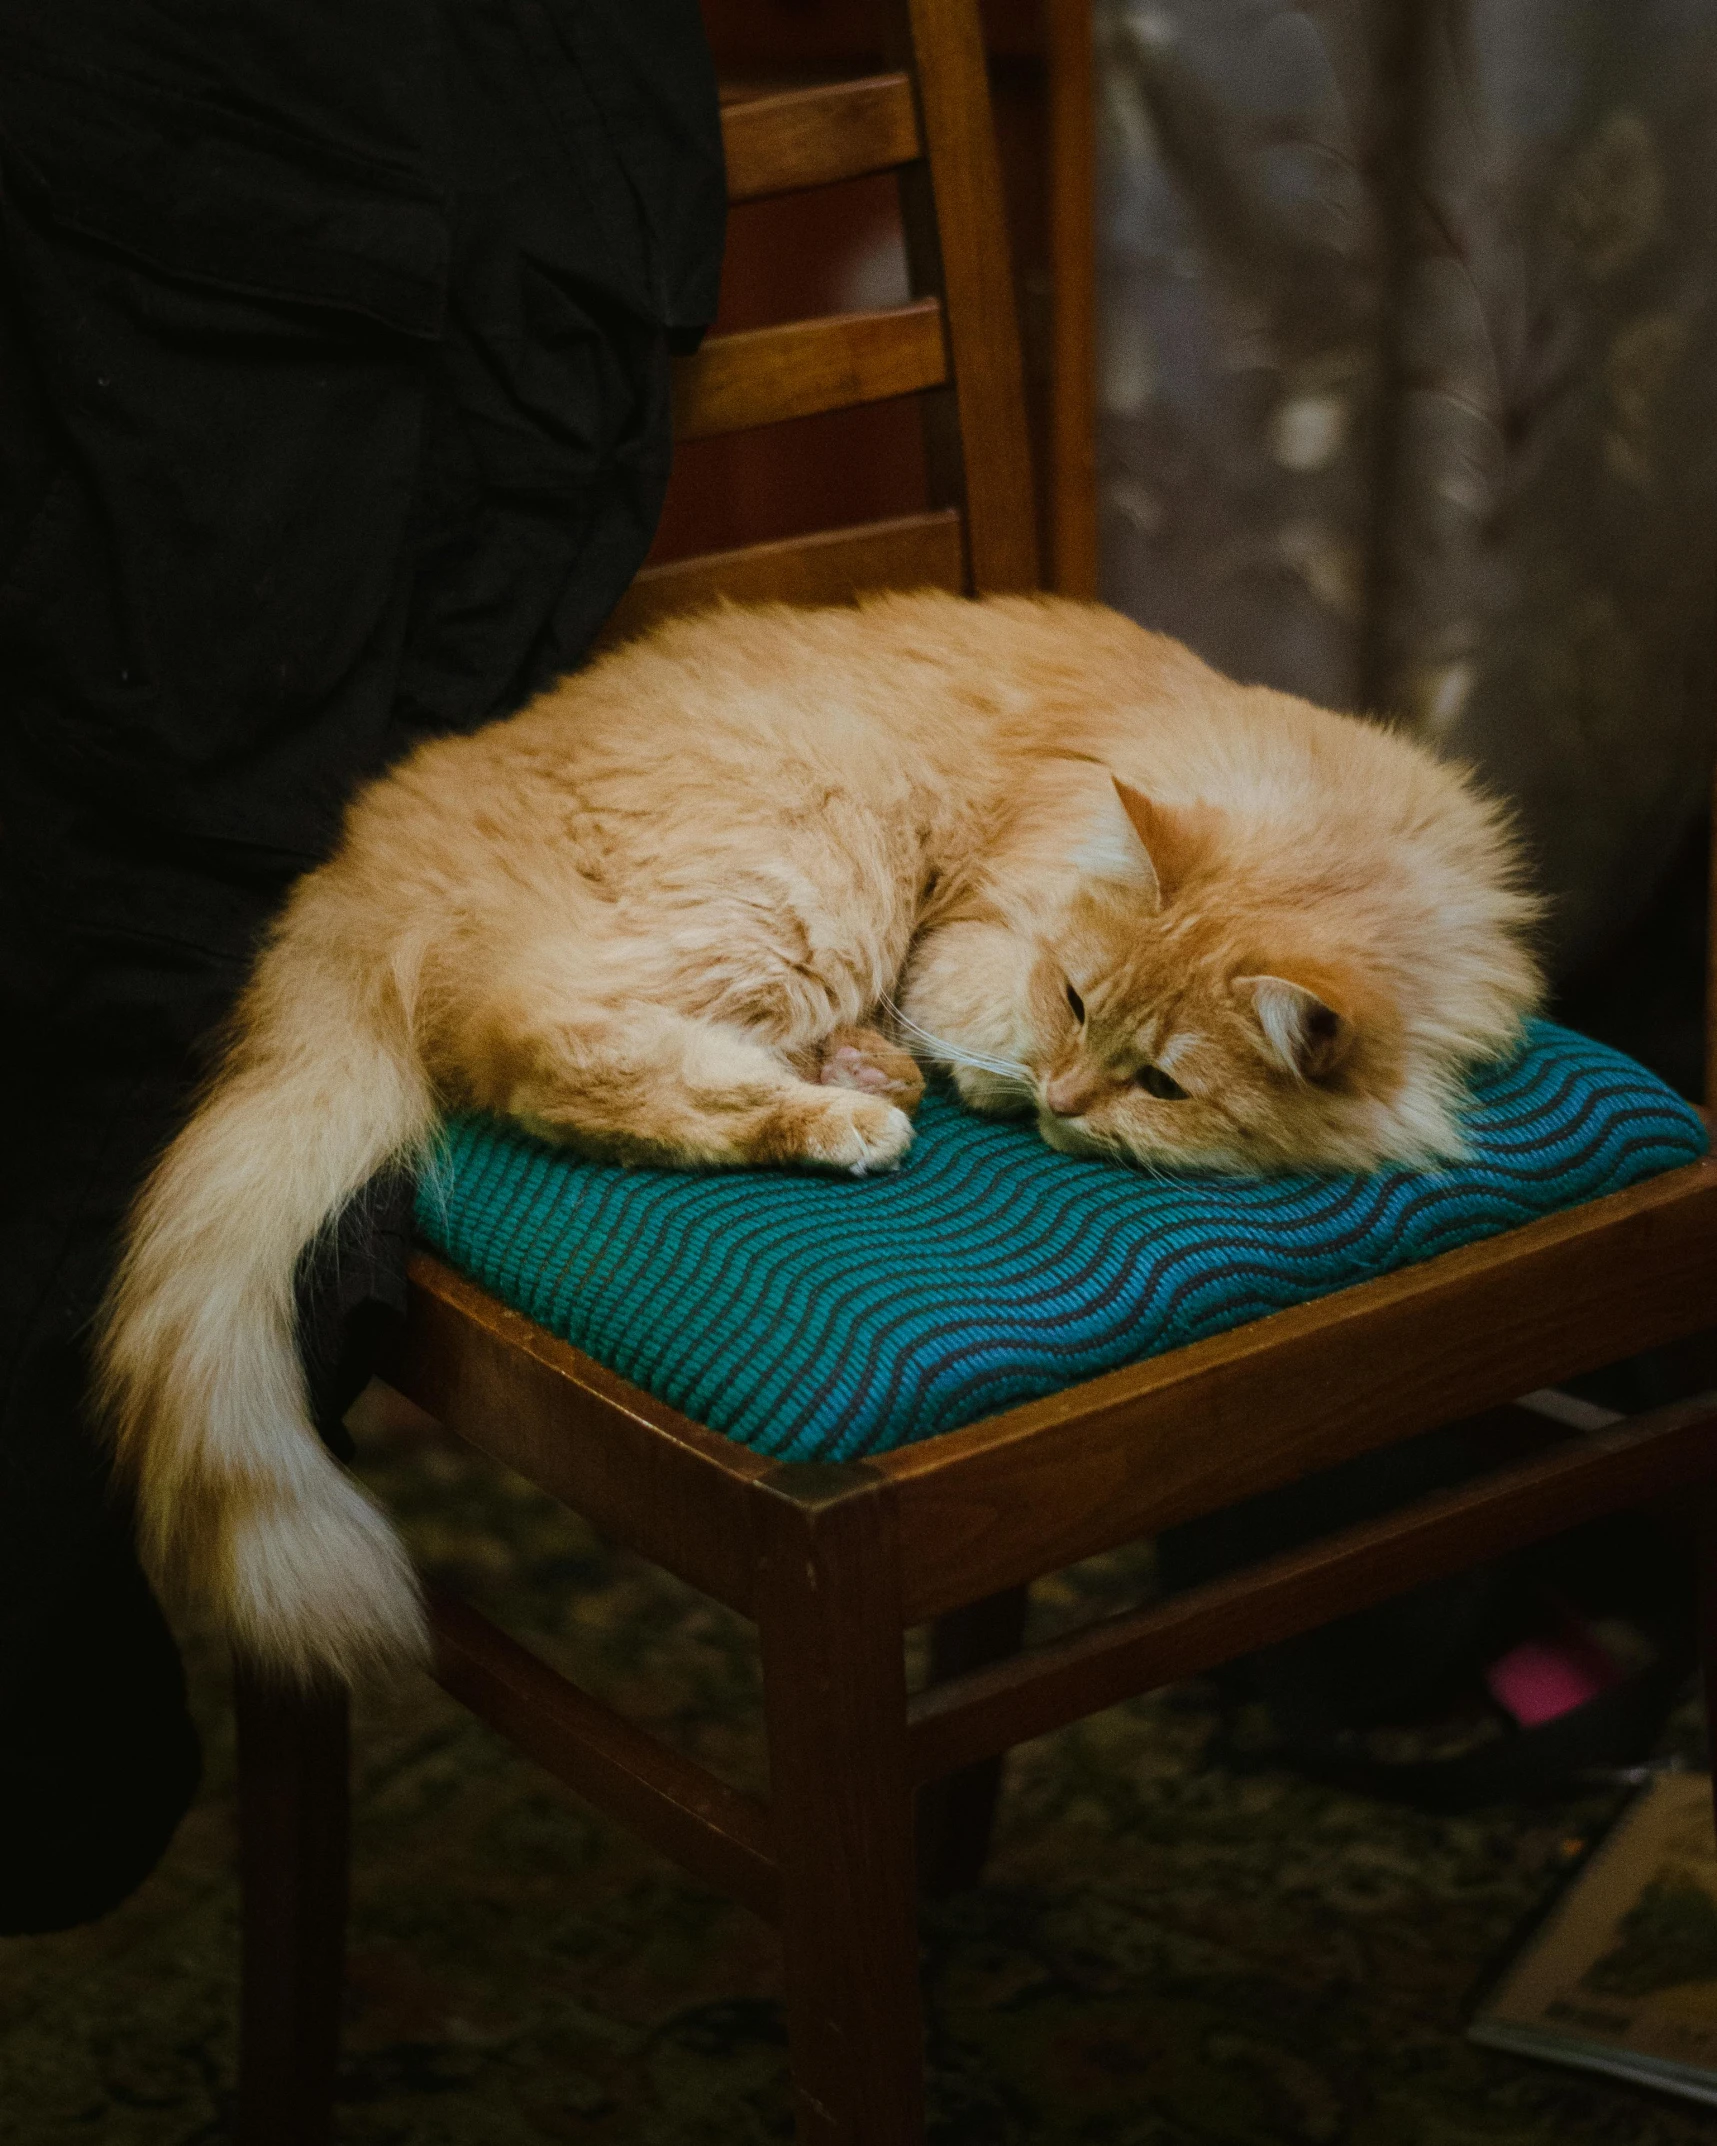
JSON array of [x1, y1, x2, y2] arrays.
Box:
[[879, 1157, 1717, 1623], [906, 1393, 1717, 1784], [431, 1590, 781, 1923], [600, 509, 965, 644], [673, 299, 948, 441], [722, 74, 921, 202]]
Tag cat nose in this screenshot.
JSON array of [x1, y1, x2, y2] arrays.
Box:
[[1043, 1070, 1099, 1118]]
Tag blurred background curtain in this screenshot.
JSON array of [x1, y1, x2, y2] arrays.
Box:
[[1096, 0, 1717, 979]]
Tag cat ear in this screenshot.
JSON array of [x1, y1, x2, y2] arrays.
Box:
[[1072, 781, 1164, 900], [1235, 975, 1353, 1079], [1111, 781, 1217, 905], [1076, 780, 1211, 906]]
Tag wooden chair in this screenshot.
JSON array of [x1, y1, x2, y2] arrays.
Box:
[[234, 5, 1717, 2141]]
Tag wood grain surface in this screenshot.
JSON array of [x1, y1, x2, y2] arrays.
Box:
[[895, 0, 1039, 592], [392, 1255, 771, 1615], [601, 509, 964, 645], [672, 300, 948, 441], [722, 74, 920, 202], [906, 1393, 1717, 1781], [234, 1672, 348, 2146], [755, 1466, 926, 2143]]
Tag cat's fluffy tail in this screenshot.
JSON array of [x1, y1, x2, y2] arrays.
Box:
[[97, 904, 437, 1684]]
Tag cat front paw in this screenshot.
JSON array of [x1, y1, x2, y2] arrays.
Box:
[[816, 1025, 925, 1114], [800, 1090, 915, 1176]]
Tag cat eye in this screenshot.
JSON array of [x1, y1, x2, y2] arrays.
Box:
[[1136, 1064, 1189, 1101], [1065, 982, 1085, 1023]]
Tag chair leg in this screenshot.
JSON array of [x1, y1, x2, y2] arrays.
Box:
[[233, 1664, 349, 2146], [756, 1463, 926, 2146], [1701, 1500, 1717, 1844], [916, 1584, 1029, 1897]]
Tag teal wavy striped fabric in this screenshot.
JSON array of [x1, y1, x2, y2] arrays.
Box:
[[414, 1023, 1706, 1463]]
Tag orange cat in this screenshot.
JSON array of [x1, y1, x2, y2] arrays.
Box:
[[98, 592, 1542, 1680]]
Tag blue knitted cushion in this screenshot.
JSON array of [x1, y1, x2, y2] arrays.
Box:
[[414, 1023, 1706, 1464]]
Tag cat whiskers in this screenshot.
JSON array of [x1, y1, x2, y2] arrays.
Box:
[[880, 996, 1033, 1085]]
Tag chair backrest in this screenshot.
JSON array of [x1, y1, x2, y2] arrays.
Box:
[[600, 0, 1039, 647]]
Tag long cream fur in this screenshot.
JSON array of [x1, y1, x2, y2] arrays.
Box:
[[97, 593, 1542, 1682]]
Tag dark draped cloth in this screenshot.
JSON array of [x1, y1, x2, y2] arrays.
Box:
[[0, 0, 722, 1932]]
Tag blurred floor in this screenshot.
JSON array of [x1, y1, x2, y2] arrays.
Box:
[[3, 1420, 1713, 2146]]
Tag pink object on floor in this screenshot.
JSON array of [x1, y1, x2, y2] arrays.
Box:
[[1485, 1631, 1620, 1728]]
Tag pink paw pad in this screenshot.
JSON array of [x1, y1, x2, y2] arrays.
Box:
[[820, 1045, 896, 1094]]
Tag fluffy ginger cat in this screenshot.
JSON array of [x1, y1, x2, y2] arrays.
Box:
[[98, 592, 1541, 1681]]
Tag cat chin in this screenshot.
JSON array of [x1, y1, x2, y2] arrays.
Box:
[[1039, 1114, 1292, 1176], [950, 1067, 1037, 1118], [1034, 1113, 1114, 1161]]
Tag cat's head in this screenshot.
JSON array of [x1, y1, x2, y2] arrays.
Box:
[[903, 775, 1539, 1174]]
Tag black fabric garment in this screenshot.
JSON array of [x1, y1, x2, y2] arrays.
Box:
[[0, 0, 722, 1934]]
